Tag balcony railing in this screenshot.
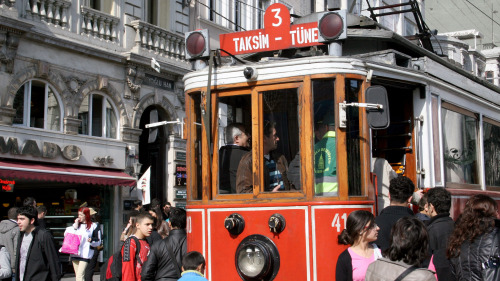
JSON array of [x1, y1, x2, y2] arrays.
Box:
[[130, 20, 185, 61], [80, 6, 119, 42], [24, 0, 71, 28]]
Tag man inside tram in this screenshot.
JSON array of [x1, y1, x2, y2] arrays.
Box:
[[219, 123, 251, 194], [314, 112, 338, 196], [236, 120, 292, 193]]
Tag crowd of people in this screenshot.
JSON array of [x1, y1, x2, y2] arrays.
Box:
[[336, 176, 500, 281], [0, 197, 207, 281]]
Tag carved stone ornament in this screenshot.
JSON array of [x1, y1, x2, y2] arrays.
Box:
[[125, 65, 144, 100], [175, 80, 185, 106], [64, 76, 85, 95], [0, 30, 19, 73]]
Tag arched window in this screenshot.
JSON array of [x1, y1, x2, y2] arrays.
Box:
[[78, 93, 118, 139], [13, 80, 62, 131]]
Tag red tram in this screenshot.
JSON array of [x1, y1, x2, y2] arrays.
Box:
[[182, 4, 500, 280]]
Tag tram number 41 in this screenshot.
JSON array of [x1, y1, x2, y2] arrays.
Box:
[[331, 213, 347, 232]]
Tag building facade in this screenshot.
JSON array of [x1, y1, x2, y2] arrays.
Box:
[[0, 0, 190, 256]]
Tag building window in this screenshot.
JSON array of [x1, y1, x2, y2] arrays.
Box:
[[441, 103, 479, 186], [13, 80, 62, 131], [486, 71, 494, 83], [207, 0, 262, 31], [78, 94, 118, 139]]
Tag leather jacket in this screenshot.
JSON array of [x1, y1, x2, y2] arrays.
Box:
[[141, 229, 187, 281], [450, 225, 500, 281], [236, 151, 291, 193]]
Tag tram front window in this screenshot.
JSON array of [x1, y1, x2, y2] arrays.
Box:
[[312, 80, 338, 196], [217, 95, 252, 194]]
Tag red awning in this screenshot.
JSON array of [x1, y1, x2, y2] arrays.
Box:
[[0, 159, 136, 187]]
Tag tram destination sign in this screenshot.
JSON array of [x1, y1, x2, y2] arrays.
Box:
[[219, 3, 321, 56]]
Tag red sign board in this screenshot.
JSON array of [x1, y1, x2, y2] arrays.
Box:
[[0, 179, 14, 192], [219, 3, 321, 55]]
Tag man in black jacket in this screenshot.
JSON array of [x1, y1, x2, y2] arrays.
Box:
[[219, 123, 251, 194], [374, 176, 415, 251], [141, 207, 187, 281], [426, 187, 455, 281], [15, 206, 61, 281]]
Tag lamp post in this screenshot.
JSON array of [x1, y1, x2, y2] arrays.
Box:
[[133, 160, 143, 180]]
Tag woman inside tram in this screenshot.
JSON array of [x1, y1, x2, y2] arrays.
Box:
[[335, 210, 382, 281]]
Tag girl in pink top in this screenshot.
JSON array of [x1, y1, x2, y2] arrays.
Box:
[[336, 210, 382, 281]]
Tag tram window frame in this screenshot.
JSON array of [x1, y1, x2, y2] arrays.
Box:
[[256, 85, 302, 197], [483, 117, 500, 191], [213, 89, 253, 199], [186, 91, 204, 201], [441, 102, 481, 190]]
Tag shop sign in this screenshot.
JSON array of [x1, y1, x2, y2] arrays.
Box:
[[175, 151, 186, 161], [175, 202, 186, 209], [176, 165, 187, 186], [0, 136, 82, 161], [0, 179, 14, 192], [176, 189, 187, 199], [143, 74, 175, 91]]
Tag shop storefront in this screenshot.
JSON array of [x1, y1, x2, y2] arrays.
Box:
[[0, 126, 136, 271]]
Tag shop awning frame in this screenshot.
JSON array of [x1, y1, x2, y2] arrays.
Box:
[[0, 159, 137, 187]]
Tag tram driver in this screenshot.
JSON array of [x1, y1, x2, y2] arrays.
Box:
[[314, 112, 338, 196], [236, 120, 292, 193], [219, 123, 251, 194]]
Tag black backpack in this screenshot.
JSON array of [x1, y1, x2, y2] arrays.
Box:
[[100, 236, 142, 281]]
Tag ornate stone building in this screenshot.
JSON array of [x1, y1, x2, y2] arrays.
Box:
[[0, 0, 190, 253]]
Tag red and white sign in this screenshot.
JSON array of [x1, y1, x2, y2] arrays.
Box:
[[219, 3, 321, 55]]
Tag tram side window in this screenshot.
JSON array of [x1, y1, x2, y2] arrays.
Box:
[[483, 120, 500, 188], [217, 95, 252, 194], [441, 106, 479, 185], [262, 89, 300, 192], [188, 93, 203, 200], [312, 80, 337, 196]]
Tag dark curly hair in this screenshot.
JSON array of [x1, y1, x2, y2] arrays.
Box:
[[388, 176, 414, 204], [447, 194, 497, 258], [427, 187, 451, 214], [384, 217, 429, 265], [338, 210, 375, 245]]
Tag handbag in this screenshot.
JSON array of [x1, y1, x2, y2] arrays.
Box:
[[482, 228, 500, 281], [59, 227, 81, 255]]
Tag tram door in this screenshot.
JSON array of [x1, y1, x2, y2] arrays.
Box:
[[371, 81, 416, 183]]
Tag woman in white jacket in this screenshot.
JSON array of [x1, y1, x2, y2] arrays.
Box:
[[65, 207, 100, 281], [0, 245, 11, 279]]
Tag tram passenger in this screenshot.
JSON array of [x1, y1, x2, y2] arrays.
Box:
[[219, 123, 251, 194], [314, 112, 338, 196], [236, 120, 291, 193], [336, 210, 382, 281], [374, 176, 414, 251], [365, 217, 436, 281]]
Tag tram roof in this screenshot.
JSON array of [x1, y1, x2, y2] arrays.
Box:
[[183, 13, 500, 100]]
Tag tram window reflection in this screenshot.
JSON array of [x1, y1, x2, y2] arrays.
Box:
[[217, 95, 252, 194], [312, 80, 338, 196], [189, 92, 202, 200], [442, 106, 479, 185], [483, 120, 500, 188]]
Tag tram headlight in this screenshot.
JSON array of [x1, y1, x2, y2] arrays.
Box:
[[235, 235, 280, 281], [317, 10, 347, 42]]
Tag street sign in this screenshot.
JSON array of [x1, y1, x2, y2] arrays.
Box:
[[219, 3, 321, 56]]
